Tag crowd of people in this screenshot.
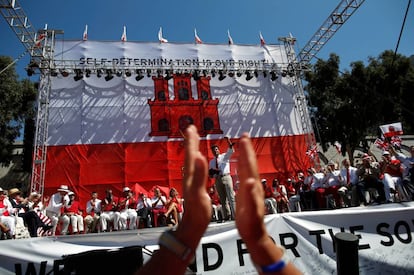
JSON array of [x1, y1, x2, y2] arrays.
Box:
[[0, 183, 186, 239], [0, 141, 413, 240]]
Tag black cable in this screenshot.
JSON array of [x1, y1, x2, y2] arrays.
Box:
[[392, 0, 412, 67]]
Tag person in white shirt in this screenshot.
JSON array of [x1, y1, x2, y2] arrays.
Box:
[[151, 187, 167, 227], [84, 191, 101, 233], [45, 184, 70, 235], [339, 159, 359, 206], [208, 137, 236, 220], [136, 192, 152, 228]]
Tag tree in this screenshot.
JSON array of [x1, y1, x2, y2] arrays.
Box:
[[304, 51, 414, 164], [0, 56, 37, 166]]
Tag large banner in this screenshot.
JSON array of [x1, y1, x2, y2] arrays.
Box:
[[1, 202, 413, 274], [43, 41, 312, 204]]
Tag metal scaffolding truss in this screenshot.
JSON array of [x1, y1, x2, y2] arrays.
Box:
[[297, 0, 366, 69]]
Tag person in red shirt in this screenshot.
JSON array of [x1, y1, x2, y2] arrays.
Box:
[[100, 189, 121, 232], [118, 187, 138, 230], [164, 188, 183, 226], [61, 192, 84, 234], [261, 179, 277, 214], [208, 186, 223, 221]]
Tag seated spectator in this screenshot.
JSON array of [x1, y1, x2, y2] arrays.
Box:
[[151, 187, 167, 227], [379, 151, 404, 202], [261, 179, 277, 214], [118, 187, 138, 230], [84, 191, 101, 233], [338, 159, 358, 207], [61, 192, 84, 234], [0, 187, 15, 238], [272, 178, 290, 213], [390, 145, 414, 200], [26, 192, 52, 237], [100, 189, 121, 232], [301, 169, 317, 210], [45, 185, 70, 236], [208, 186, 223, 222], [324, 161, 343, 208], [310, 167, 327, 209], [286, 178, 301, 212], [356, 154, 386, 204], [164, 188, 183, 226], [136, 192, 153, 228]]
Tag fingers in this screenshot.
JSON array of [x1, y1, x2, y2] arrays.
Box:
[[237, 133, 259, 183], [183, 125, 208, 196]]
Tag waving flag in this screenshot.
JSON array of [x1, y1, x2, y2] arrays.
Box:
[[227, 30, 234, 45], [121, 26, 127, 42], [35, 33, 46, 47], [82, 25, 88, 41], [194, 29, 203, 44], [158, 27, 168, 43], [259, 32, 266, 46], [306, 145, 318, 160], [334, 141, 342, 154], [374, 138, 388, 150], [391, 136, 402, 149], [380, 122, 403, 138]]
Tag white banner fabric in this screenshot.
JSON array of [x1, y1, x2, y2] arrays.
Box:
[[1, 202, 413, 274]]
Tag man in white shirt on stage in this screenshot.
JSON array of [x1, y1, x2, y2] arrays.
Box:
[[209, 137, 236, 221]]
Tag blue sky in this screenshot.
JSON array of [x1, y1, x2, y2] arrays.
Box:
[[1, 0, 413, 78]]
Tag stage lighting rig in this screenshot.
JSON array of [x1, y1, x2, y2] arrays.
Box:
[[73, 69, 83, 81], [105, 69, 114, 81], [245, 71, 253, 81], [218, 70, 226, 81], [135, 70, 144, 81]]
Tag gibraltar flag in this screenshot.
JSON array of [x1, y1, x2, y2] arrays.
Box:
[[121, 26, 127, 42], [259, 31, 266, 46], [380, 122, 403, 138], [42, 41, 312, 210], [194, 29, 203, 44], [82, 25, 88, 41], [158, 27, 168, 43]]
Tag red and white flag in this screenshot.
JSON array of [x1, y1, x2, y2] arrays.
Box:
[[391, 136, 402, 148], [306, 145, 318, 159], [380, 122, 403, 138], [82, 25, 88, 41], [259, 32, 266, 46], [374, 138, 388, 150], [158, 27, 168, 43], [121, 26, 127, 42], [334, 141, 342, 154], [194, 29, 203, 44], [35, 33, 46, 47], [227, 30, 234, 45]]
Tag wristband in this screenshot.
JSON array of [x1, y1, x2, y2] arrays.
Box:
[[255, 245, 290, 273], [158, 229, 194, 262]]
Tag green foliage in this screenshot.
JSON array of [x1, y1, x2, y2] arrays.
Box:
[[305, 51, 414, 162], [0, 56, 37, 166]]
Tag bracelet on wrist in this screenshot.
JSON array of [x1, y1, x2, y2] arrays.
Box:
[[254, 244, 290, 274], [158, 229, 194, 263]]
